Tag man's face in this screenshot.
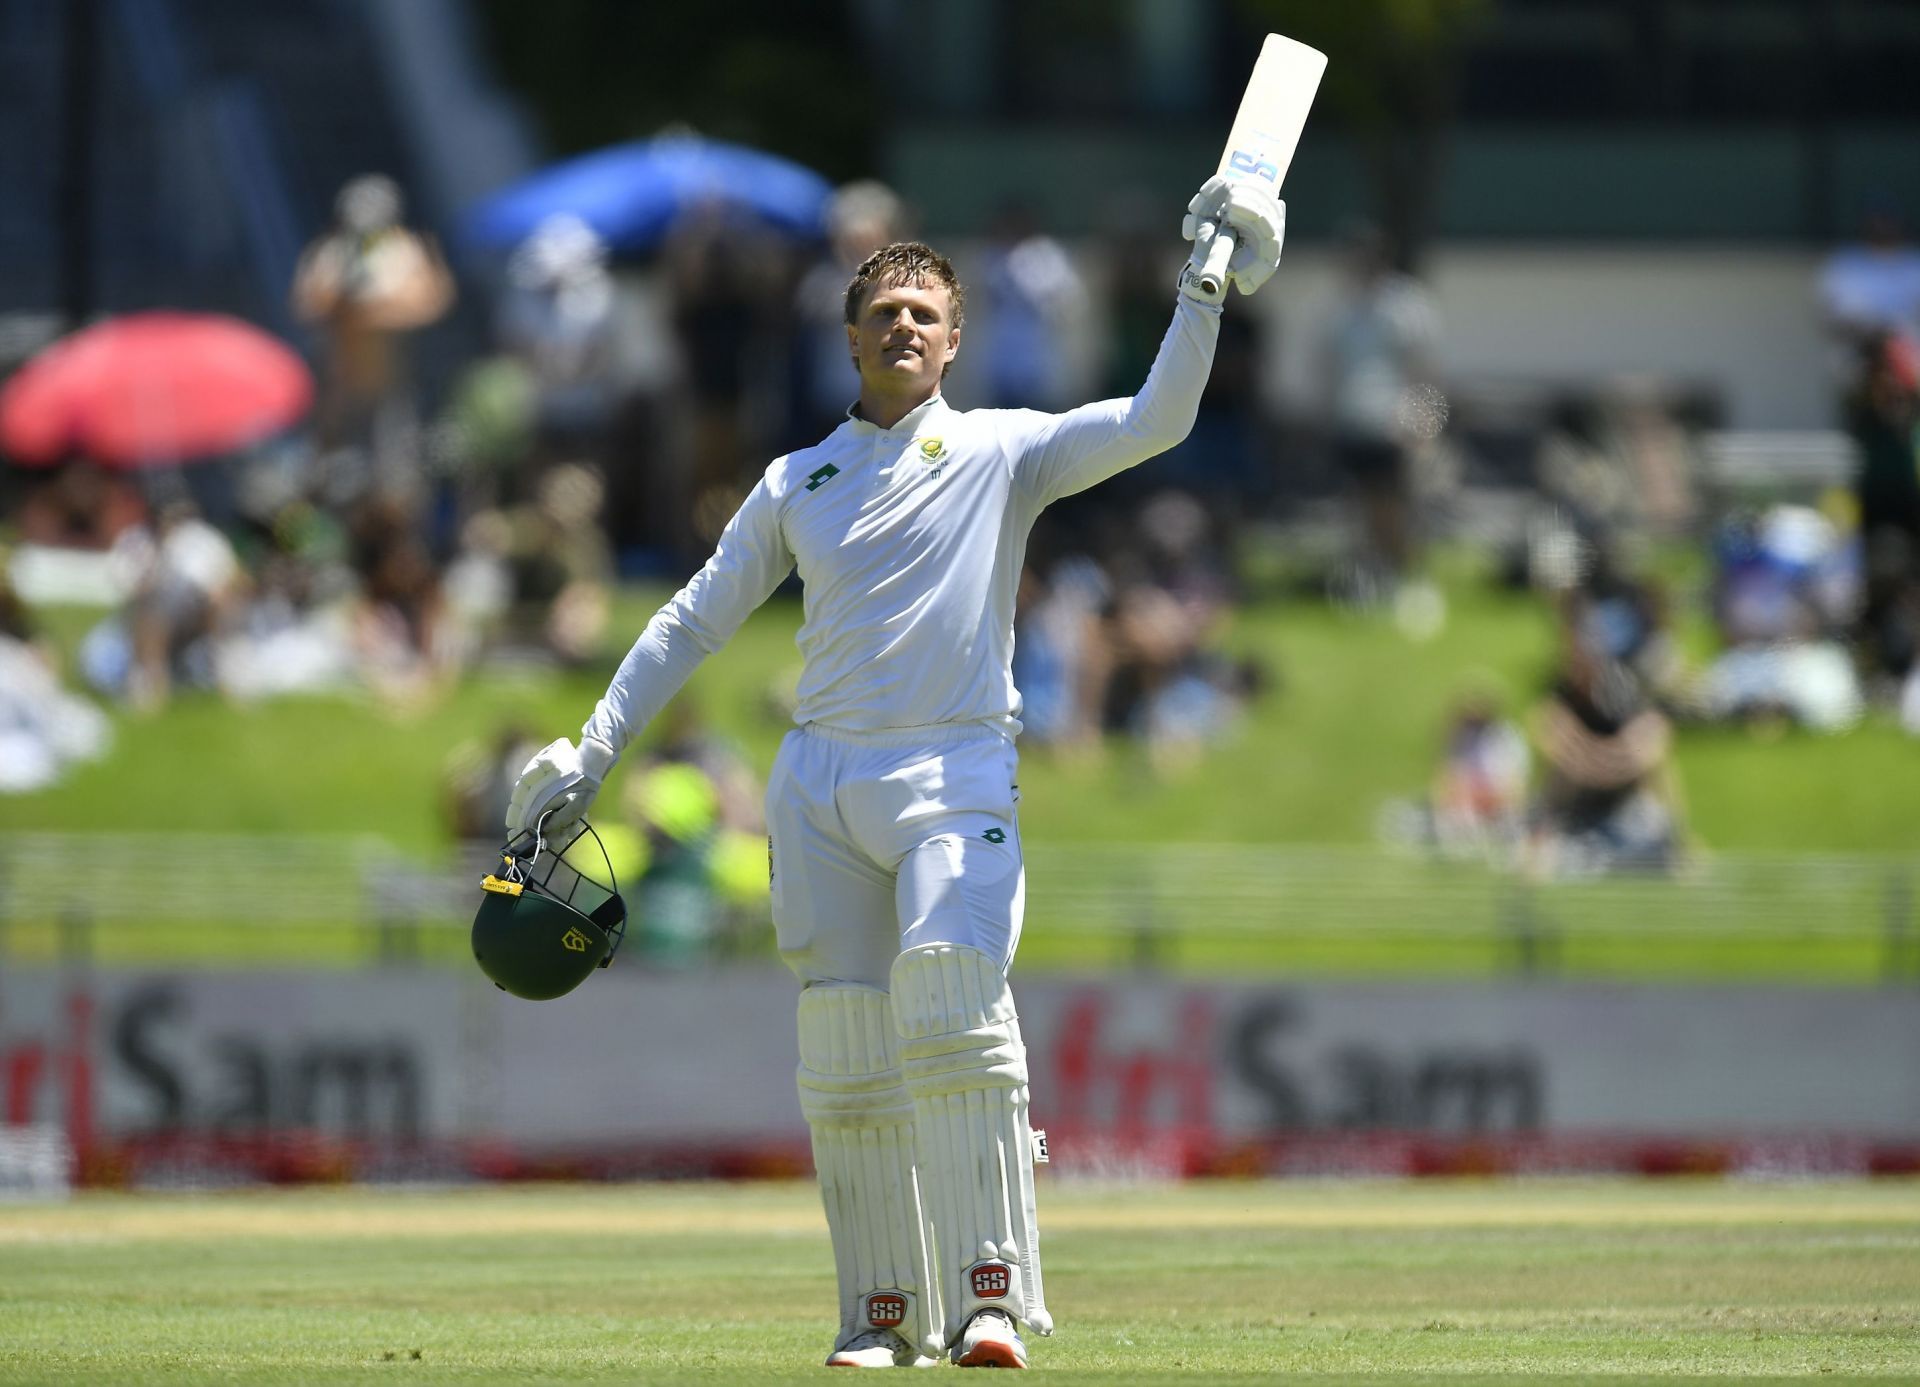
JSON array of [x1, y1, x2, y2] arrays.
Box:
[[847, 278, 960, 399]]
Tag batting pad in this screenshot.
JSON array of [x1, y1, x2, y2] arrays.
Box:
[[891, 943, 1053, 1345], [795, 983, 940, 1358]]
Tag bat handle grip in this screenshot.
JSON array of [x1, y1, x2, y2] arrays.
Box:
[[1196, 223, 1236, 297]]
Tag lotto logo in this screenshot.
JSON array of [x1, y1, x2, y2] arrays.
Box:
[[970, 1263, 1010, 1299], [866, 1293, 907, 1327]]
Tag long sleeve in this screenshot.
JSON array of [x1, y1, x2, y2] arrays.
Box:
[[1009, 294, 1222, 510], [580, 476, 792, 760]]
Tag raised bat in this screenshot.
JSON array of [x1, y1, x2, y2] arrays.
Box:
[[1194, 33, 1328, 297]]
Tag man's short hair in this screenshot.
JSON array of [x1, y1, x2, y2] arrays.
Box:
[[842, 241, 966, 332]]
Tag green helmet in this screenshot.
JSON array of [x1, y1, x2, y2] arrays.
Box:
[[472, 820, 628, 1000]]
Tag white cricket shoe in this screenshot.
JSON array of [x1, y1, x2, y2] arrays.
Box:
[[825, 1327, 927, 1368], [952, 1309, 1027, 1369]]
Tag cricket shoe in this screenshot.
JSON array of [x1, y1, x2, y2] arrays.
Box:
[[825, 1327, 929, 1368], [951, 1309, 1027, 1369]]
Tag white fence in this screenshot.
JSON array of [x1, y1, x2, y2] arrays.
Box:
[[2, 833, 1915, 979]]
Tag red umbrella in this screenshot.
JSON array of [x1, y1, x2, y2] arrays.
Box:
[[0, 312, 313, 467]]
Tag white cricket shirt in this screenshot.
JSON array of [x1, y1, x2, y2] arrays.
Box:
[[582, 294, 1221, 760]]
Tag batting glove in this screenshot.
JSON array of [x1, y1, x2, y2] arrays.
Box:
[[1179, 174, 1287, 305], [504, 735, 616, 839]]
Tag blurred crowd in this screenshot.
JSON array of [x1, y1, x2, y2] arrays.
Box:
[[4, 167, 1919, 906]]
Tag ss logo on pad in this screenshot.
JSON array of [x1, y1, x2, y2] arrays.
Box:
[[970, 1263, 1010, 1298]]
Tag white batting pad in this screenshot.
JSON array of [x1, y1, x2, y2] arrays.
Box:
[[890, 943, 1052, 1345], [795, 983, 940, 1358]]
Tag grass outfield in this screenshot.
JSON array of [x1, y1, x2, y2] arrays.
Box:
[[22, 564, 1920, 856], [2, 1179, 1917, 1383]]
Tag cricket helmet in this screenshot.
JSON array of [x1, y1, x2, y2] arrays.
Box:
[[471, 818, 627, 1000]]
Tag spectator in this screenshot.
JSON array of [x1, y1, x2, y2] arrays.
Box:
[[641, 701, 773, 959], [443, 724, 540, 844], [212, 495, 359, 703], [499, 463, 614, 665], [1819, 201, 1920, 352], [346, 496, 460, 704], [79, 499, 245, 711], [649, 700, 764, 840], [1316, 221, 1441, 602], [1702, 505, 1863, 732], [791, 181, 904, 444], [1563, 538, 1688, 714], [1845, 332, 1920, 695], [1379, 685, 1531, 866], [1528, 605, 1683, 876], [292, 174, 456, 479], [14, 460, 145, 551], [975, 202, 1089, 411], [1433, 689, 1531, 862], [667, 214, 789, 542], [497, 214, 623, 459], [1011, 554, 1110, 750], [1101, 580, 1257, 774], [0, 557, 111, 792]]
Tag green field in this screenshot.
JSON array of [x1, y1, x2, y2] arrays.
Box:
[[20, 560, 1920, 855], [2, 1180, 1917, 1384]]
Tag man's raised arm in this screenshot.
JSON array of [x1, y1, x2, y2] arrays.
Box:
[[505, 477, 793, 838], [1012, 177, 1285, 510]]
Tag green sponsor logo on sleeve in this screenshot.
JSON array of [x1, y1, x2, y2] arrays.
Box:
[[805, 463, 840, 492], [982, 827, 1006, 844]]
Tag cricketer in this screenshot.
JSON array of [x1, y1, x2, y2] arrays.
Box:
[[506, 175, 1286, 1368]]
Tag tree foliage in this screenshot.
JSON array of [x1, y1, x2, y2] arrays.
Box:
[[471, 0, 873, 182]]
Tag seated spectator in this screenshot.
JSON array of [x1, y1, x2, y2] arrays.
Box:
[[1563, 537, 1690, 715], [1379, 685, 1530, 867], [1702, 505, 1863, 732], [620, 758, 723, 967], [346, 497, 461, 705], [1012, 555, 1110, 750], [15, 460, 145, 551], [0, 558, 111, 792], [447, 464, 614, 670], [1101, 581, 1260, 773], [1436, 690, 1531, 860], [507, 463, 613, 665], [442, 724, 540, 844], [79, 499, 245, 711], [1528, 615, 1683, 877], [213, 494, 360, 703], [643, 702, 772, 959]]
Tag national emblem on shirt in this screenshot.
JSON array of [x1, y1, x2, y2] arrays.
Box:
[[913, 436, 949, 478]]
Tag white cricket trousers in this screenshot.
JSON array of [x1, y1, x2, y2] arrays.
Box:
[[767, 723, 1024, 989]]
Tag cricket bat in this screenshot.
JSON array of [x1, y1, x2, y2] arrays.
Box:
[[1194, 33, 1328, 297]]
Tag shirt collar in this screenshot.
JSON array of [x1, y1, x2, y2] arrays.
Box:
[[845, 392, 947, 435]]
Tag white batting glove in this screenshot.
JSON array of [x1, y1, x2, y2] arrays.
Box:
[[1179, 174, 1287, 305], [503, 735, 616, 840]]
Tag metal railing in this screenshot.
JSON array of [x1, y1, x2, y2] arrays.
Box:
[[0, 834, 1914, 981], [1020, 843, 1920, 979]]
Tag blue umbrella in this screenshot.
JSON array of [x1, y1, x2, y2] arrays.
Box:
[[464, 133, 833, 254]]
